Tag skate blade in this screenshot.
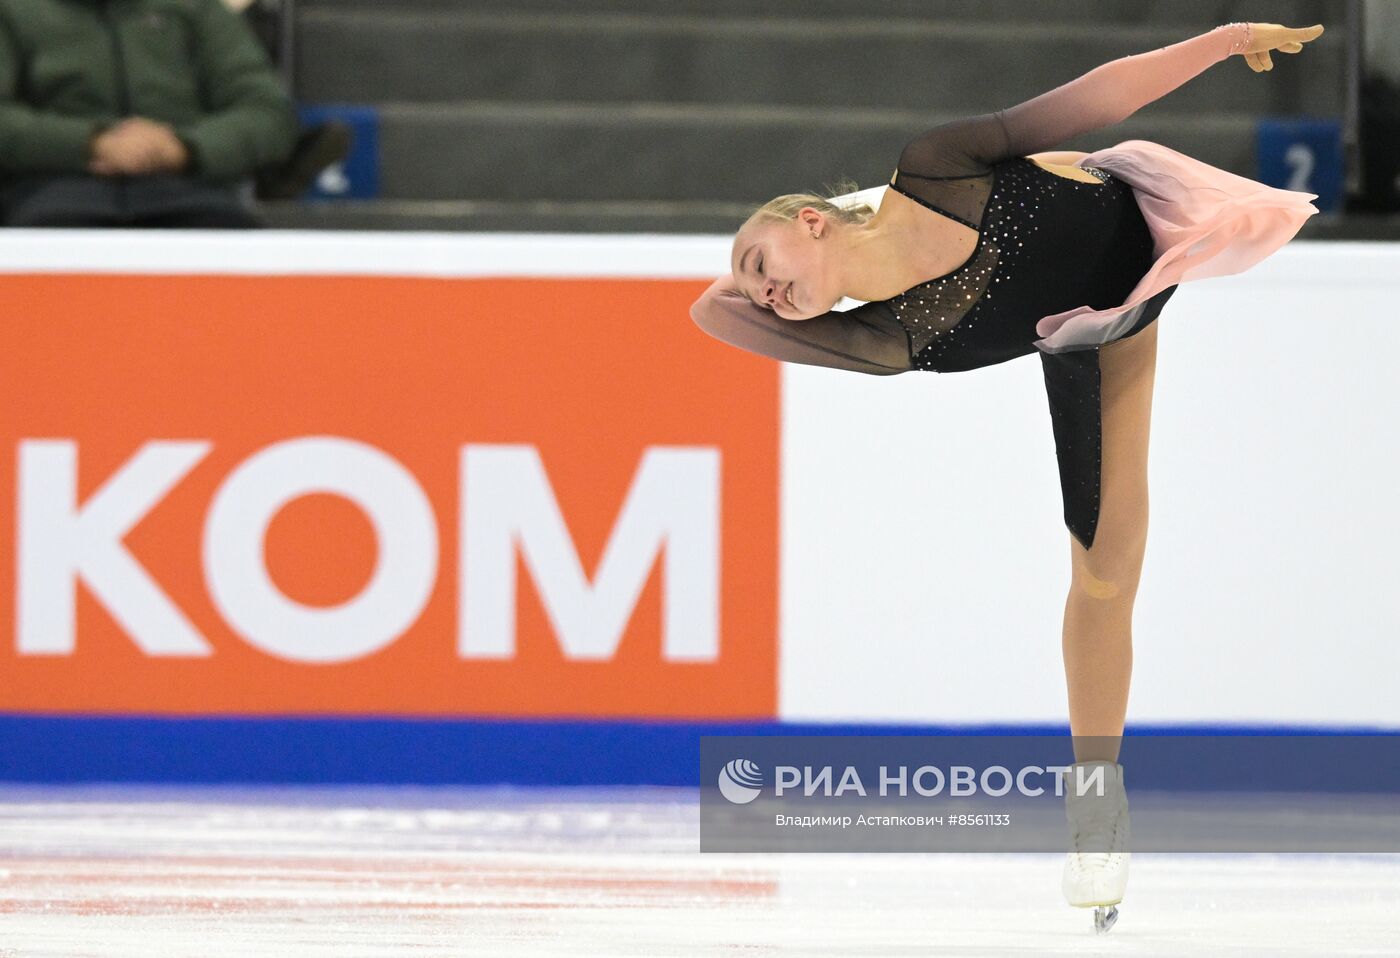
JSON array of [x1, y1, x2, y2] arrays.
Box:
[[1093, 905, 1119, 934]]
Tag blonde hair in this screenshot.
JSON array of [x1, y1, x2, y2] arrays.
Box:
[[742, 177, 875, 231]]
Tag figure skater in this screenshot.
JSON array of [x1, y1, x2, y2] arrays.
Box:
[[689, 21, 1324, 933]]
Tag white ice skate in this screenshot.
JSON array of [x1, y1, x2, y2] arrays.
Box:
[[1061, 760, 1130, 934]]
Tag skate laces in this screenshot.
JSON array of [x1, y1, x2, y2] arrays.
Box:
[[1065, 768, 1127, 857], [1069, 807, 1123, 857]]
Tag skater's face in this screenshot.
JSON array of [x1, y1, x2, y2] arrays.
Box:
[[731, 208, 841, 319]]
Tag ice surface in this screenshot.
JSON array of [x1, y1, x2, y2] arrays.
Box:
[[0, 784, 1396, 957]]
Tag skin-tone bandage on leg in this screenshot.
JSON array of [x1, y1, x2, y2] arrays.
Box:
[[1075, 568, 1123, 601]]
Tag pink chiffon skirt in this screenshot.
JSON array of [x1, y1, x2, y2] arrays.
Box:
[[1032, 139, 1320, 354]]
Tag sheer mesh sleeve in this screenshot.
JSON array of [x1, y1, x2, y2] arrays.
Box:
[[690, 281, 911, 376], [894, 23, 1248, 213]]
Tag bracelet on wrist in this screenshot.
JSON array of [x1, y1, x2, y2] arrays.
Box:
[[1223, 21, 1253, 56]]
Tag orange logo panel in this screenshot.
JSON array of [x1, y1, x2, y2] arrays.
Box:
[[0, 274, 778, 719]]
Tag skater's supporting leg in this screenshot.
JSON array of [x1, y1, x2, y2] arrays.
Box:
[[1062, 320, 1158, 763]]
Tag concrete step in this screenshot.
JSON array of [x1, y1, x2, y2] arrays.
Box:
[[300, 0, 1331, 26], [296, 11, 1344, 115], [369, 100, 1264, 202], [258, 198, 753, 233]]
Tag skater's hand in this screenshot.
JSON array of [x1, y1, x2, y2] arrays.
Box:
[[1234, 23, 1324, 73]]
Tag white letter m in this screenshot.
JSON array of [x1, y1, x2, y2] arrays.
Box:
[[459, 445, 719, 662]]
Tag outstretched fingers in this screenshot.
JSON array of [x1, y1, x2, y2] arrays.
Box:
[[1239, 22, 1324, 71], [1242, 23, 1324, 72]]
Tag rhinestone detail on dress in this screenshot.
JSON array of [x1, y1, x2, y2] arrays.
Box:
[[888, 158, 1117, 367]]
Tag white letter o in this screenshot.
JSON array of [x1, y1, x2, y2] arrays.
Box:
[[203, 437, 438, 662]]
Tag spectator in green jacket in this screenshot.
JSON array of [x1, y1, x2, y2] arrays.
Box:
[[0, 0, 299, 227]]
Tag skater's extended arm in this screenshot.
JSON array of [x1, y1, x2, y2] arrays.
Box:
[[898, 22, 1320, 178], [690, 275, 911, 375]]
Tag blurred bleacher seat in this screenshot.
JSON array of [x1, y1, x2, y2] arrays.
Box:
[[257, 0, 1379, 235]]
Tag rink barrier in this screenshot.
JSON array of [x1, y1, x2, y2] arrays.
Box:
[[1, 715, 1397, 790]]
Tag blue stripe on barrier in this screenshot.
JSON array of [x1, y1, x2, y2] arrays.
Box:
[[0, 714, 1396, 788]]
